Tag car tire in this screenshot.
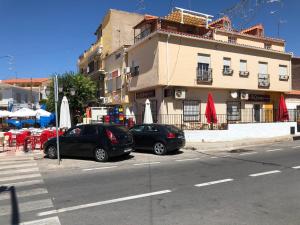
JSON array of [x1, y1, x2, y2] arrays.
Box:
[[153, 142, 167, 155], [47, 145, 57, 159], [94, 148, 108, 162]]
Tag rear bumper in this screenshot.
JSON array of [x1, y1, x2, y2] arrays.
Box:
[[166, 138, 186, 152], [109, 143, 134, 157]]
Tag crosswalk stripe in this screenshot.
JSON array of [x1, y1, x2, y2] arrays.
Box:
[[0, 163, 37, 170], [2, 179, 44, 188], [0, 173, 41, 183], [0, 199, 53, 216], [0, 188, 48, 200], [0, 167, 39, 175], [0, 160, 35, 166], [20, 216, 61, 225], [0, 156, 34, 161]]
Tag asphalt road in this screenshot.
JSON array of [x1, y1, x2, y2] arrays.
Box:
[[1, 140, 300, 225]]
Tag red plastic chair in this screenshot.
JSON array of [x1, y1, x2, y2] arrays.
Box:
[[16, 133, 27, 150], [4, 132, 12, 146]]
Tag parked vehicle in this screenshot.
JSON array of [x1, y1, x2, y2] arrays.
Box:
[[129, 124, 185, 155], [44, 124, 133, 162]]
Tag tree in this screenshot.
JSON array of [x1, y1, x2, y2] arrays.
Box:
[[46, 72, 97, 125]]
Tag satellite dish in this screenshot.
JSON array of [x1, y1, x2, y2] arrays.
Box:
[[231, 91, 238, 99]]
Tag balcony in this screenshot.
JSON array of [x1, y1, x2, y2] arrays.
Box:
[[258, 74, 270, 88], [223, 68, 234, 76], [134, 28, 151, 43], [196, 68, 212, 84], [279, 74, 289, 81], [239, 71, 250, 77]]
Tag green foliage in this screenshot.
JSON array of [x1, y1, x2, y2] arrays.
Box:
[[46, 72, 97, 120]]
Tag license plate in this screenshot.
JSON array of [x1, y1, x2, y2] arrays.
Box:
[[124, 148, 132, 152]]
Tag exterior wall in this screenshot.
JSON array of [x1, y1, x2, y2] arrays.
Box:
[[104, 47, 129, 105], [128, 36, 160, 91], [157, 33, 291, 92], [184, 122, 296, 142], [102, 9, 143, 57], [292, 57, 300, 90]]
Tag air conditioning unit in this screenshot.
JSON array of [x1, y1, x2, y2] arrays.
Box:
[[240, 91, 249, 100], [124, 67, 131, 74], [174, 89, 186, 99], [259, 80, 269, 87], [230, 91, 238, 99], [279, 75, 289, 81], [100, 97, 109, 104]]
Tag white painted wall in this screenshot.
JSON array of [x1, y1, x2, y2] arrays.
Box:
[[184, 122, 297, 142]]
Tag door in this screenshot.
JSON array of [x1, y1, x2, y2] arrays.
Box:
[[77, 125, 100, 157], [61, 127, 83, 157], [130, 125, 145, 149], [254, 104, 261, 122], [142, 125, 160, 149], [263, 103, 273, 122]]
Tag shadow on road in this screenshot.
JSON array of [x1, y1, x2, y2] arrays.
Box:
[[0, 185, 19, 225]]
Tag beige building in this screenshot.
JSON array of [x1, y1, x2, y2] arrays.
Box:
[[124, 8, 292, 125], [78, 9, 143, 100]]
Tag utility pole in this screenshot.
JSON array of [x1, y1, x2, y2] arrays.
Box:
[[54, 75, 61, 165]]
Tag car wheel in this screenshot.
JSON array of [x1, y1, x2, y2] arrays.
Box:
[[94, 148, 108, 162], [153, 142, 166, 155], [47, 145, 57, 159]]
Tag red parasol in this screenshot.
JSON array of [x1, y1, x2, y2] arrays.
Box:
[[277, 94, 289, 122], [205, 93, 218, 124]]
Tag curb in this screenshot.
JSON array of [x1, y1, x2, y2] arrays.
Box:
[[184, 135, 294, 152]]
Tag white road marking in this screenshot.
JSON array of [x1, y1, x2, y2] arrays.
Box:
[[0, 162, 37, 170], [292, 145, 300, 149], [249, 170, 281, 177], [239, 152, 257, 156], [38, 189, 172, 216], [0, 157, 34, 161], [0, 160, 36, 166], [292, 166, 300, 169], [0, 167, 39, 175], [222, 155, 231, 157], [2, 179, 44, 188], [175, 157, 201, 162], [20, 216, 61, 225], [195, 178, 234, 187], [266, 148, 283, 152], [0, 199, 53, 216], [0, 188, 48, 200], [210, 156, 218, 159], [83, 166, 118, 171], [133, 162, 161, 166], [0, 173, 41, 183]]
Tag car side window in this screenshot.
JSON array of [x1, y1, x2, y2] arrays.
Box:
[[65, 127, 82, 137], [82, 126, 98, 136], [131, 125, 145, 132], [144, 125, 159, 132]]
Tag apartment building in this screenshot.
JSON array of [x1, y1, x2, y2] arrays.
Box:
[[125, 8, 292, 124], [78, 9, 143, 99]]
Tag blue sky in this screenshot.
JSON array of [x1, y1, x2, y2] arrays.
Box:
[[0, 0, 299, 79]]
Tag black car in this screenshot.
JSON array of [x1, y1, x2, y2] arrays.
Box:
[[129, 124, 185, 155], [44, 124, 133, 162]]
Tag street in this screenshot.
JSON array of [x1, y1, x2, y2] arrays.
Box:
[[1, 140, 300, 225]]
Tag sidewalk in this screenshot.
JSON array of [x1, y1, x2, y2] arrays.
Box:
[[184, 135, 294, 152]]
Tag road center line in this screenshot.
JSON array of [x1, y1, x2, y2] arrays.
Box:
[[292, 166, 300, 169], [133, 162, 161, 166], [175, 157, 201, 162], [239, 152, 257, 156], [194, 178, 234, 187], [38, 189, 172, 216], [249, 170, 281, 177], [82, 166, 118, 171], [266, 148, 283, 152]]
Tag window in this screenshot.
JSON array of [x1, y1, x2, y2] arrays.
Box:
[[183, 100, 200, 122], [223, 58, 231, 71], [106, 79, 113, 93], [65, 127, 82, 137], [24, 94, 28, 103], [197, 54, 212, 82], [240, 60, 247, 72], [115, 53, 121, 60], [88, 61, 95, 73], [259, 62, 268, 74], [279, 65, 288, 76], [116, 76, 122, 90], [82, 126, 98, 136], [227, 101, 241, 121], [144, 125, 159, 132], [264, 43, 271, 49], [131, 125, 145, 132], [16, 93, 21, 103], [228, 36, 237, 44]]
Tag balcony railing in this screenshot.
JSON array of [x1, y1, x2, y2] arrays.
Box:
[[239, 71, 249, 77], [223, 68, 234, 76], [134, 28, 151, 43], [196, 68, 212, 83], [279, 74, 289, 81], [258, 73, 270, 88]]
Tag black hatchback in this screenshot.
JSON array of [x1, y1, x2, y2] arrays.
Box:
[[44, 124, 133, 162], [129, 124, 185, 155]]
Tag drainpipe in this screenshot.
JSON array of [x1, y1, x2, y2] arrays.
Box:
[[162, 33, 171, 117]]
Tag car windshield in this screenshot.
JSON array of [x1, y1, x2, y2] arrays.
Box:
[[166, 125, 181, 133]]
